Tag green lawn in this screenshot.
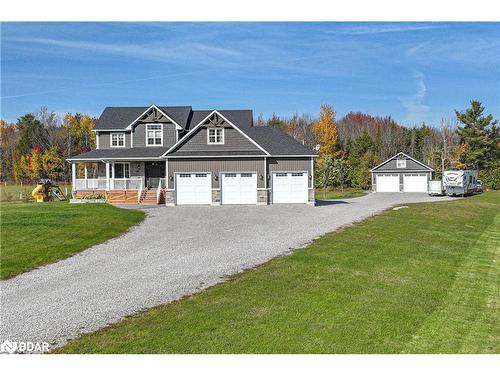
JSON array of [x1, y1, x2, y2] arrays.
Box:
[[0, 202, 145, 279], [315, 188, 367, 200], [57, 191, 499, 354]]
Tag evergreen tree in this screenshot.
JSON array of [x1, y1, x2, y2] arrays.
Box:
[[455, 100, 496, 170], [16, 114, 48, 155]]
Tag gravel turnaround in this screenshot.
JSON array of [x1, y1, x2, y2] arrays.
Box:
[[0, 193, 453, 349]]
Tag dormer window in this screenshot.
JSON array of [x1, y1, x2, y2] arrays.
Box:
[[146, 124, 163, 146], [111, 133, 125, 148], [396, 159, 406, 168], [207, 128, 224, 144]]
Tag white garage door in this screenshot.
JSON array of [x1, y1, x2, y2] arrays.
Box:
[[376, 174, 400, 192], [272, 172, 308, 204], [403, 174, 428, 192], [176, 173, 211, 205], [221, 173, 257, 205]]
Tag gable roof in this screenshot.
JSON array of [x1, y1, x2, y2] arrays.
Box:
[[370, 152, 434, 172], [240, 126, 316, 156], [163, 110, 270, 156], [94, 106, 192, 130]]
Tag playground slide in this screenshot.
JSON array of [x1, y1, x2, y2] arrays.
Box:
[[31, 184, 45, 202]]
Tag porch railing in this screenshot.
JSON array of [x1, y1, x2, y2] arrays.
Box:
[[110, 178, 143, 190], [157, 178, 167, 204], [75, 178, 107, 190], [75, 178, 143, 191]]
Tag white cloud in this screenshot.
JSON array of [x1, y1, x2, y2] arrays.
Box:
[[400, 71, 431, 125]]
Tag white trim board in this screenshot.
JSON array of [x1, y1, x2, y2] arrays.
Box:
[[125, 104, 183, 131]]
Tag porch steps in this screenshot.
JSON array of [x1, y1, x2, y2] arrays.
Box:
[[139, 189, 161, 205]]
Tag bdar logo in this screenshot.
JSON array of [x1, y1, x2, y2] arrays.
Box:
[[1, 340, 18, 354]]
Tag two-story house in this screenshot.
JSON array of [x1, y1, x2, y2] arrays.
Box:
[[67, 105, 316, 205]]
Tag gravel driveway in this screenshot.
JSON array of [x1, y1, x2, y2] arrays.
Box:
[[0, 193, 452, 349]]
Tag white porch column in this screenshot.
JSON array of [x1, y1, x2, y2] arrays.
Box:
[[84, 163, 88, 189], [105, 161, 110, 190], [71, 162, 76, 191]]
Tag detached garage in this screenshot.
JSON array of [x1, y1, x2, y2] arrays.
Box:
[[370, 152, 433, 193]]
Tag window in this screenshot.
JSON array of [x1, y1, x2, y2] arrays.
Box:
[[241, 173, 253, 177], [179, 173, 191, 178], [292, 172, 303, 176], [225, 173, 236, 177], [112, 163, 130, 179], [276, 173, 287, 177], [207, 128, 224, 144], [195, 173, 208, 178], [396, 159, 406, 168], [111, 133, 125, 147], [146, 124, 163, 146]]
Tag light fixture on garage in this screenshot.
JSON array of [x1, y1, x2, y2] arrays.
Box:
[[214, 174, 219, 181], [267, 175, 270, 180], [169, 175, 173, 181], [259, 174, 264, 180]]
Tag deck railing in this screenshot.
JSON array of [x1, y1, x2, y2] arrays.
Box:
[[75, 178, 143, 191], [110, 178, 143, 190], [156, 178, 167, 204], [75, 178, 107, 190]]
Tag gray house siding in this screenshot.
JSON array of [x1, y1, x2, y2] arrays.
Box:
[[167, 158, 266, 189], [267, 157, 313, 188], [132, 122, 178, 149], [174, 126, 260, 153], [97, 132, 132, 149]]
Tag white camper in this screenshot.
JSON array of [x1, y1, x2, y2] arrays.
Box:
[[442, 170, 478, 196]]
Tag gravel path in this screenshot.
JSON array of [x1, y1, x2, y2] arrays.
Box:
[[0, 193, 453, 349]]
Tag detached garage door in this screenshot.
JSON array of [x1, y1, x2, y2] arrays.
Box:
[[221, 173, 257, 205], [176, 173, 211, 205], [376, 174, 400, 192], [272, 172, 308, 204], [403, 174, 428, 192]]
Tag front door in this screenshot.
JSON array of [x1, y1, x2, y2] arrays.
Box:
[[145, 162, 165, 188]]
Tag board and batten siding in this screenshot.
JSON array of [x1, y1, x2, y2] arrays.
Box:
[[132, 122, 178, 149], [167, 158, 266, 189], [267, 157, 313, 188], [97, 132, 132, 149], [175, 126, 260, 152]]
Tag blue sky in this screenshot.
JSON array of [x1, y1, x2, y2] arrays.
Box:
[[1, 22, 499, 125]]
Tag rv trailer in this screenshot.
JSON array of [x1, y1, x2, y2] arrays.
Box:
[[442, 170, 478, 196]]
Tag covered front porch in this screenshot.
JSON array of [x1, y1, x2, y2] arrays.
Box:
[[70, 160, 166, 204]]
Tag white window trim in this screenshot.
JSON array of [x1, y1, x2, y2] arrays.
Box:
[[111, 162, 131, 179], [207, 127, 225, 145], [110, 133, 126, 148], [396, 159, 407, 168], [146, 123, 164, 147]]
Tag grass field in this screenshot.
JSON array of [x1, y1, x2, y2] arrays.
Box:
[[57, 191, 499, 354], [315, 188, 367, 200], [0, 183, 72, 202], [0, 202, 144, 279]]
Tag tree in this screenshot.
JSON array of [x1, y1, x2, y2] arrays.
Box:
[[267, 113, 286, 130], [455, 100, 496, 170], [312, 104, 341, 159], [16, 114, 48, 155], [0, 120, 19, 181]]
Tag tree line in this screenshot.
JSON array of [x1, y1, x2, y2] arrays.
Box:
[[256, 100, 499, 190], [0, 107, 95, 183], [1, 101, 498, 189]]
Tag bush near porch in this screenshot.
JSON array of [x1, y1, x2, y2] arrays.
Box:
[[0, 202, 144, 279]]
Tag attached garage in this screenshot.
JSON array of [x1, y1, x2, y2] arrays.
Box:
[[370, 152, 433, 193], [272, 172, 308, 204], [176, 173, 211, 205], [375, 174, 400, 192], [221, 173, 257, 205], [403, 173, 428, 192]]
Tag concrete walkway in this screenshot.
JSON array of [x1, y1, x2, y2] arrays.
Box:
[[0, 193, 453, 349]]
